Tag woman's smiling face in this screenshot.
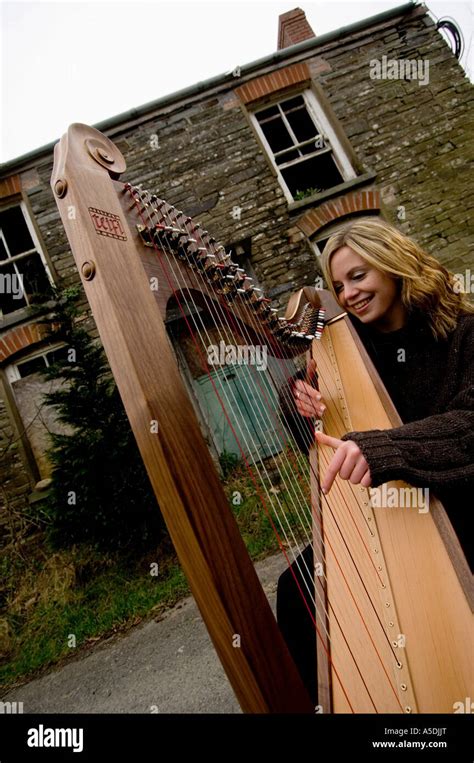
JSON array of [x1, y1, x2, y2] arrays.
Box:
[[330, 246, 407, 332]]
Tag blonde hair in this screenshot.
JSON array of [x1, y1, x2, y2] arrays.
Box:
[[321, 217, 474, 340]]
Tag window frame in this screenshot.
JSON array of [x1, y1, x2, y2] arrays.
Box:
[[0, 199, 55, 320], [5, 342, 67, 383], [311, 220, 348, 258], [311, 211, 382, 258], [250, 87, 357, 204]]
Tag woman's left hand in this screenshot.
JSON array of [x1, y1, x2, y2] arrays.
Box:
[[315, 432, 372, 493]]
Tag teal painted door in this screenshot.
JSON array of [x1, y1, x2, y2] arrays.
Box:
[[194, 359, 293, 460]]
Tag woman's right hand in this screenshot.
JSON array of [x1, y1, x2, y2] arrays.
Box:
[[293, 359, 326, 419]]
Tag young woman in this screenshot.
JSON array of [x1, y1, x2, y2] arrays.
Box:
[[277, 216, 474, 705]]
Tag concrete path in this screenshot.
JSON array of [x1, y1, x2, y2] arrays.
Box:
[[2, 552, 289, 714]]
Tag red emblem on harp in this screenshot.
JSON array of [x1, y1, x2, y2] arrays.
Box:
[[88, 207, 127, 240]]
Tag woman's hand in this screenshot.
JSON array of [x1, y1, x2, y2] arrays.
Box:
[[315, 432, 372, 493], [293, 359, 326, 418]]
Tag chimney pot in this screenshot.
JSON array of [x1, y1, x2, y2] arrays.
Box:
[[278, 8, 316, 50]]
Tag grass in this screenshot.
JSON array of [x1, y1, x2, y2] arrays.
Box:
[[224, 448, 311, 559], [0, 543, 189, 689], [0, 442, 310, 690]]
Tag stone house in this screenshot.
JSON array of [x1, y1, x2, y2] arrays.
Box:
[[0, 3, 472, 544]]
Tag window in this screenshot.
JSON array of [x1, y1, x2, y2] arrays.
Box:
[[6, 344, 69, 382], [0, 203, 54, 318], [5, 343, 70, 479], [252, 91, 356, 203], [312, 233, 334, 258], [311, 212, 381, 258]]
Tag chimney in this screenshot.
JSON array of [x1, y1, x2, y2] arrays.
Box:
[[278, 8, 316, 50]]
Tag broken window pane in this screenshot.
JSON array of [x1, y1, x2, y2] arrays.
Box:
[[285, 106, 318, 143], [300, 137, 327, 155], [0, 206, 35, 256], [0, 205, 52, 316], [282, 152, 344, 198], [275, 148, 299, 165], [20, 252, 52, 302], [281, 95, 305, 111], [17, 355, 47, 378], [256, 104, 280, 121], [0, 261, 28, 314], [259, 116, 293, 153]]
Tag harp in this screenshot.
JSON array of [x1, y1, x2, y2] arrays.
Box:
[[50, 124, 472, 714], [288, 287, 473, 713]]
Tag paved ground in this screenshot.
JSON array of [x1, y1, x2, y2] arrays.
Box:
[[2, 552, 288, 714]]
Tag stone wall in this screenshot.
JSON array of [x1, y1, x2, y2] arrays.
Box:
[[1, 3, 472, 538]]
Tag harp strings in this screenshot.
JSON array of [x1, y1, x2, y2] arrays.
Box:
[[143, 192, 314, 556], [125, 184, 405, 712], [129, 185, 404, 716], [306, 334, 406, 675], [164, 211, 385, 709], [128, 187, 360, 707], [134, 189, 318, 571], [126, 184, 338, 654], [134, 190, 328, 560], [130, 185, 404, 716], [133, 187, 315, 546]]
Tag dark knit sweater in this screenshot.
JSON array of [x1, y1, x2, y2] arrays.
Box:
[[280, 310, 474, 568]]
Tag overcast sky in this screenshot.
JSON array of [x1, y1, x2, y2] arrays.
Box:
[[1, 0, 473, 163]]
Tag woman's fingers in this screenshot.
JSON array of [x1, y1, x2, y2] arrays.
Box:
[[294, 380, 321, 399], [321, 445, 347, 493], [338, 448, 362, 481], [314, 432, 342, 449], [296, 399, 326, 417], [297, 402, 325, 418], [294, 380, 325, 417], [314, 433, 372, 492], [295, 393, 325, 414], [349, 460, 369, 485], [306, 358, 318, 383]]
